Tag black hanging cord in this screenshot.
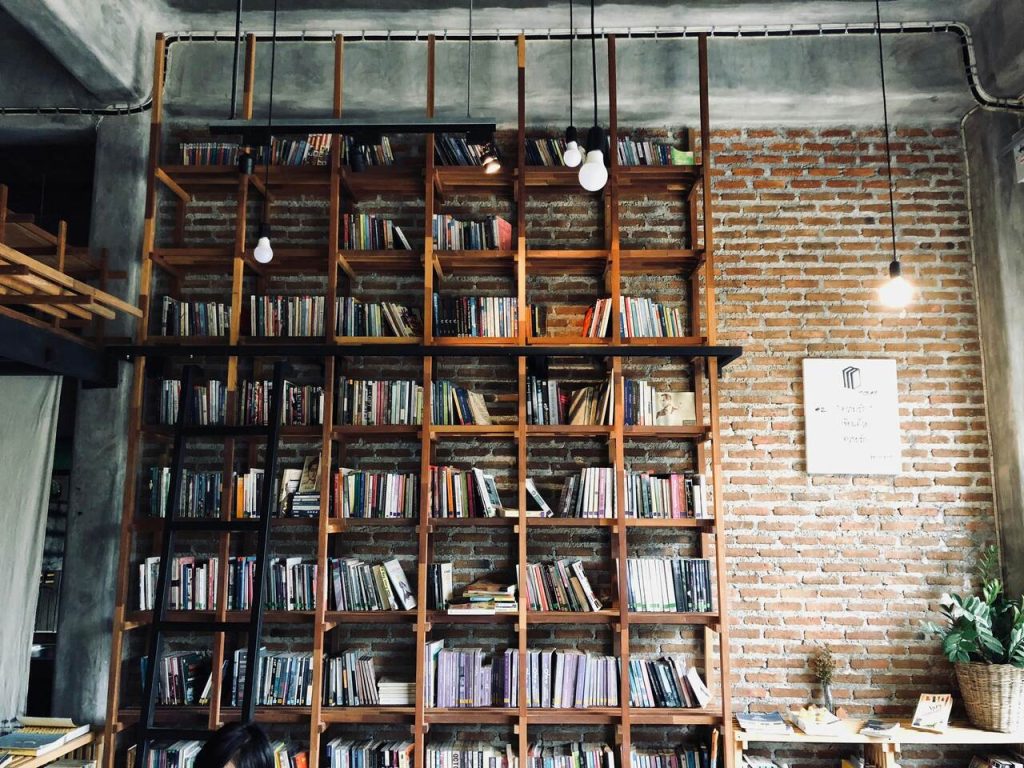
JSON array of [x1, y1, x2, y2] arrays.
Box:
[[875, 0, 898, 263], [229, 0, 243, 118], [569, 0, 574, 126], [262, 0, 278, 224], [590, 0, 597, 126]]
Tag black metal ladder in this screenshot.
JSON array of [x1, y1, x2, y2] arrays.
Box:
[[135, 361, 288, 764]]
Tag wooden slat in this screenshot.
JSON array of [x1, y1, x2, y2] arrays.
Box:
[[0, 293, 92, 305], [155, 167, 192, 202]]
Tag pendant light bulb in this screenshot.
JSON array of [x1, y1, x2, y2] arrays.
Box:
[[578, 126, 608, 191], [482, 144, 501, 175], [254, 224, 274, 264], [563, 126, 583, 167], [879, 259, 913, 308]]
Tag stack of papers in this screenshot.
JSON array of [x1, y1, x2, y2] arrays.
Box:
[[377, 679, 415, 706], [735, 712, 792, 734]]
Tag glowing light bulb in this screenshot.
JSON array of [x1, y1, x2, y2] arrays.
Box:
[[878, 259, 913, 308], [254, 236, 274, 264], [578, 149, 607, 191], [563, 126, 582, 167]]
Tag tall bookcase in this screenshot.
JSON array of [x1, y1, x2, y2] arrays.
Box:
[[103, 31, 741, 768]]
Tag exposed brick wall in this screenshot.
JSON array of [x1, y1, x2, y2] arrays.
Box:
[[137, 124, 993, 766]]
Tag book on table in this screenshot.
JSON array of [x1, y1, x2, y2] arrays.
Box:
[[735, 711, 791, 734], [0, 717, 89, 757]]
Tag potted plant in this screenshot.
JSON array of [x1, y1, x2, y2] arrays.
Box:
[[924, 545, 1024, 732], [812, 645, 836, 714]]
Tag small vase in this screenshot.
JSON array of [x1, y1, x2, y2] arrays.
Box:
[[821, 681, 835, 714]]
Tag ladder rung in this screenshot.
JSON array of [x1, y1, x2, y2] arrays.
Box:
[[169, 519, 263, 532], [156, 619, 252, 632], [139, 726, 214, 740], [181, 425, 275, 438]]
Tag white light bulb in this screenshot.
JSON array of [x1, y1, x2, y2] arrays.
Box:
[[578, 149, 608, 191], [879, 275, 914, 308], [563, 141, 583, 167], [254, 236, 274, 264]]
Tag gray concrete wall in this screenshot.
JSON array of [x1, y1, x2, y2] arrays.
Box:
[[52, 112, 147, 724], [964, 108, 1024, 594]]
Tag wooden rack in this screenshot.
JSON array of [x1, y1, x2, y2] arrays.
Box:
[[103, 31, 738, 768]]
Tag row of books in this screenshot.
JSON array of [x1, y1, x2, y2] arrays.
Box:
[[627, 656, 712, 709], [614, 138, 693, 167], [342, 135, 395, 168], [626, 558, 714, 613], [147, 468, 222, 518], [334, 468, 419, 519], [431, 214, 513, 251], [249, 296, 327, 337], [427, 562, 454, 610], [236, 380, 325, 426], [525, 376, 570, 425], [624, 471, 711, 519], [432, 379, 491, 425], [426, 743, 509, 768], [159, 297, 230, 337], [623, 380, 696, 426], [620, 296, 688, 338], [523, 559, 602, 612], [336, 298, 419, 337], [631, 747, 710, 768], [340, 213, 412, 251], [263, 135, 332, 166], [159, 380, 226, 426], [555, 467, 617, 518], [153, 651, 210, 706], [432, 294, 518, 338], [434, 134, 495, 167], [143, 742, 306, 768], [336, 377, 423, 426], [324, 650, 381, 706], [138, 556, 216, 611], [428, 465, 506, 518], [562, 379, 614, 426], [523, 137, 571, 167], [328, 557, 417, 612], [327, 740, 413, 768], [267, 557, 317, 611]]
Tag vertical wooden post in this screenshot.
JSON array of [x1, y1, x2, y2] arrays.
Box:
[[102, 32, 165, 768], [423, 36, 436, 343], [607, 37, 621, 347], [52, 220, 67, 329], [0, 184, 8, 244], [414, 355, 433, 768]]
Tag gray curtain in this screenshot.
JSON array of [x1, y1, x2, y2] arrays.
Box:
[[0, 376, 62, 721]]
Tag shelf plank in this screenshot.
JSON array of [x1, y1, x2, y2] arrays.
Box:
[[321, 706, 416, 723], [325, 610, 418, 624], [734, 718, 1024, 746], [622, 425, 709, 440], [526, 424, 613, 437], [328, 517, 417, 533], [430, 424, 518, 438], [627, 611, 719, 626], [337, 249, 422, 275]]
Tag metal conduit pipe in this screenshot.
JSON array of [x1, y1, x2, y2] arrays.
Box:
[[0, 20, 1021, 116]]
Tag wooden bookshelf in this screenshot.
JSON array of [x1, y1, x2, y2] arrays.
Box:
[[103, 30, 738, 768]]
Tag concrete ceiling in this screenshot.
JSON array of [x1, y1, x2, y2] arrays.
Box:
[[0, 0, 1021, 139]]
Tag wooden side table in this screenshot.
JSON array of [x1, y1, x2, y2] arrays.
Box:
[[4, 730, 99, 768]]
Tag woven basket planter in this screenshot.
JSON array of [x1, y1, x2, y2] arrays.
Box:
[[955, 661, 1024, 733]]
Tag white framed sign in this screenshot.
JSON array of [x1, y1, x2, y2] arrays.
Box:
[[802, 358, 902, 475]]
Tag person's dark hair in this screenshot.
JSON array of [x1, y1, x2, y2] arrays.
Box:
[[195, 723, 274, 768]]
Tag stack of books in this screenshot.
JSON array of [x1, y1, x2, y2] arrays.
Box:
[[431, 380, 491, 425], [623, 379, 695, 426], [233, 467, 266, 519], [425, 743, 510, 768], [428, 465, 507, 518], [447, 577, 517, 615], [377, 679, 415, 706], [333, 468, 419, 519], [324, 650, 380, 706], [336, 378, 423, 426], [328, 557, 416, 612], [624, 471, 711, 519], [554, 467, 617, 518], [523, 560, 602, 612], [619, 296, 687, 338], [626, 557, 714, 613], [627, 656, 711, 708], [148, 467, 223, 518], [248, 296, 326, 337], [342, 135, 395, 167], [138, 556, 218, 610], [326, 740, 413, 768], [435, 134, 496, 167], [518, 649, 620, 708], [159, 297, 229, 337], [237, 380, 325, 426], [423, 641, 498, 707], [432, 294, 519, 337], [243, 650, 315, 706], [432, 214, 512, 251], [266, 557, 317, 611], [225, 555, 256, 609], [524, 137, 570, 166], [159, 379, 227, 426], [335, 298, 420, 337], [259, 134, 332, 166], [340, 213, 412, 250]]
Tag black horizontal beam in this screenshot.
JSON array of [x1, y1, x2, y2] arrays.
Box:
[[209, 117, 498, 143], [169, 518, 263, 532], [0, 312, 114, 384], [139, 726, 215, 740], [106, 343, 743, 368]]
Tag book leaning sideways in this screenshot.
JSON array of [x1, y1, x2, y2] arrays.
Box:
[[0, 717, 90, 757]]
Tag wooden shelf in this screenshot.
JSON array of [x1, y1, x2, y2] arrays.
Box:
[[631, 707, 724, 725], [433, 166, 516, 196], [616, 164, 702, 197], [338, 249, 421, 275], [430, 517, 518, 528], [620, 248, 703, 275], [327, 517, 417, 533], [527, 610, 621, 624], [325, 610, 418, 624], [628, 611, 719, 626], [523, 166, 599, 193], [526, 424, 614, 437], [622, 425, 709, 440], [158, 165, 331, 196], [140, 424, 323, 440], [119, 705, 313, 726], [434, 249, 517, 276], [1, 730, 97, 768], [331, 424, 421, 438], [333, 335, 423, 346], [527, 249, 609, 275], [341, 165, 423, 199], [123, 609, 315, 630], [321, 706, 416, 723], [430, 424, 518, 439]]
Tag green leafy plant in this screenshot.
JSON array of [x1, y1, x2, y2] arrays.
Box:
[[924, 545, 1024, 666]]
